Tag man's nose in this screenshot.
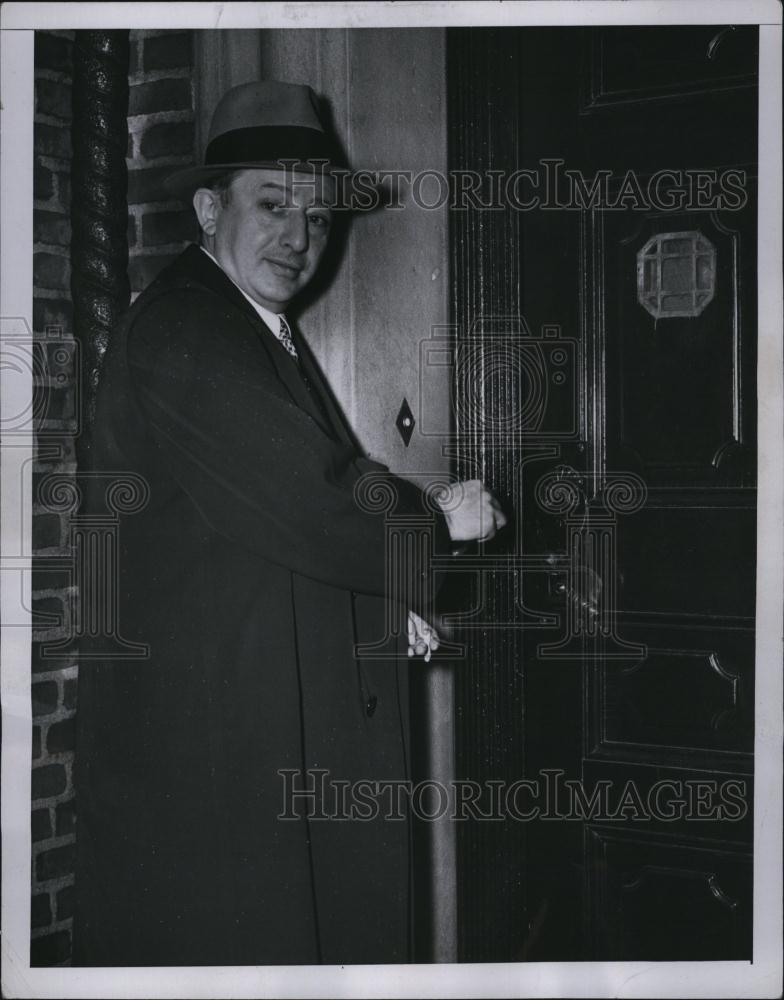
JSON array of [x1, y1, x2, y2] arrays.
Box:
[[280, 211, 308, 254]]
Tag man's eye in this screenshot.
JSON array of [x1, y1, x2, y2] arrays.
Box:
[[259, 200, 283, 211]]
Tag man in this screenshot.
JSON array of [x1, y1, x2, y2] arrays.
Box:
[[73, 81, 504, 967]]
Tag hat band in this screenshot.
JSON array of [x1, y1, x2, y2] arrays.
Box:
[[205, 125, 339, 167]]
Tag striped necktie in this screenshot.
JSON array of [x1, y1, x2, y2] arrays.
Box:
[[276, 315, 299, 360], [276, 316, 332, 429]]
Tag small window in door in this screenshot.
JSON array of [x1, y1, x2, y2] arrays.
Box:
[[637, 231, 716, 319]]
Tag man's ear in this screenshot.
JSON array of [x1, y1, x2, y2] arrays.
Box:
[[193, 188, 220, 239]]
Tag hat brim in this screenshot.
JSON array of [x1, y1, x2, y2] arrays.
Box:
[[163, 160, 350, 202]]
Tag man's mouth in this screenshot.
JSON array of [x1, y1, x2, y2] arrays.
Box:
[[266, 258, 302, 278]]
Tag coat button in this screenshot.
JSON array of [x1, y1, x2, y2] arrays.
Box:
[[366, 695, 378, 717]]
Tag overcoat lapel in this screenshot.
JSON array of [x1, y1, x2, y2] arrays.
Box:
[[289, 326, 359, 451], [178, 245, 337, 437]]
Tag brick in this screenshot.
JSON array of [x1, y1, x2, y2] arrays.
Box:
[[56, 885, 75, 922], [32, 763, 67, 800], [32, 641, 76, 675], [37, 329, 78, 385], [33, 299, 72, 337], [129, 253, 174, 292], [31, 562, 71, 597], [33, 384, 76, 426], [36, 842, 76, 882], [31, 893, 52, 929], [142, 209, 198, 247], [36, 78, 71, 121], [32, 807, 53, 842], [140, 120, 194, 159], [34, 209, 70, 247], [35, 123, 71, 161], [128, 165, 183, 204], [40, 332, 78, 378], [63, 678, 77, 711], [34, 252, 69, 290], [143, 32, 191, 72], [36, 409, 76, 437], [129, 78, 192, 116], [35, 33, 73, 74], [32, 513, 62, 551], [32, 681, 59, 717], [32, 469, 64, 506], [33, 434, 75, 467], [34, 163, 55, 201], [128, 212, 137, 246], [47, 717, 76, 754], [33, 514, 63, 552], [32, 594, 64, 631], [31, 929, 71, 966], [33, 725, 42, 760], [55, 798, 76, 837]]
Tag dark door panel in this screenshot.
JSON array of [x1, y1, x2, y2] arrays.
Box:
[[584, 26, 758, 109], [617, 508, 756, 618], [604, 201, 757, 489], [585, 825, 753, 960], [448, 25, 757, 962], [593, 639, 755, 762]]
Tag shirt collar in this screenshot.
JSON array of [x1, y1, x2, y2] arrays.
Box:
[[199, 245, 287, 336]]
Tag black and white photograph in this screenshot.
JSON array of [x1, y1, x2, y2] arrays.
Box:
[[1, 2, 782, 997]]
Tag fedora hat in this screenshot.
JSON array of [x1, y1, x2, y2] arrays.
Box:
[[164, 80, 345, 200]]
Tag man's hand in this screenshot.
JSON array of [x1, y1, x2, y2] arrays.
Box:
[[407, 610, 440, 663], [436, 479, 507, 543]]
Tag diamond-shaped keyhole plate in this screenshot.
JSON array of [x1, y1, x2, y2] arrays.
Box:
[[395, 398, 416, 446]]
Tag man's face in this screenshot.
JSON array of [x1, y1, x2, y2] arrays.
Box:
[[199, 168, 334, 312]]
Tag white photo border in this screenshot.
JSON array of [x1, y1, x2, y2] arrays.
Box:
[[1, 3, 782, 998]]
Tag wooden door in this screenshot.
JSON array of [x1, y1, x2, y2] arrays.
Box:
[[448, 25, 758, 961]]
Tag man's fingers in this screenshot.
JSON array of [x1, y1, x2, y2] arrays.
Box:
[[491, 501, 508, 528], [407, 611, 441, 661], [478, 512, 497, 542], [477, 495, 507, 540]]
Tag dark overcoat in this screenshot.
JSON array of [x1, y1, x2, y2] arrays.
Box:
[[72, 244, 448, 966]]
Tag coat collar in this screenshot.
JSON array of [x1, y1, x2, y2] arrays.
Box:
[[288, 327, 358, 451], [173, 244, 341, 438]]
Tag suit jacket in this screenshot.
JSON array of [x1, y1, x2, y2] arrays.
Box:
[[72, 244, 449, 966]]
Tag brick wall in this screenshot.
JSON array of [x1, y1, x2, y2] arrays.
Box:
[[127, 30, 199, 300], [31, 28, 78, 968], [30, 28, 197, 967]]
